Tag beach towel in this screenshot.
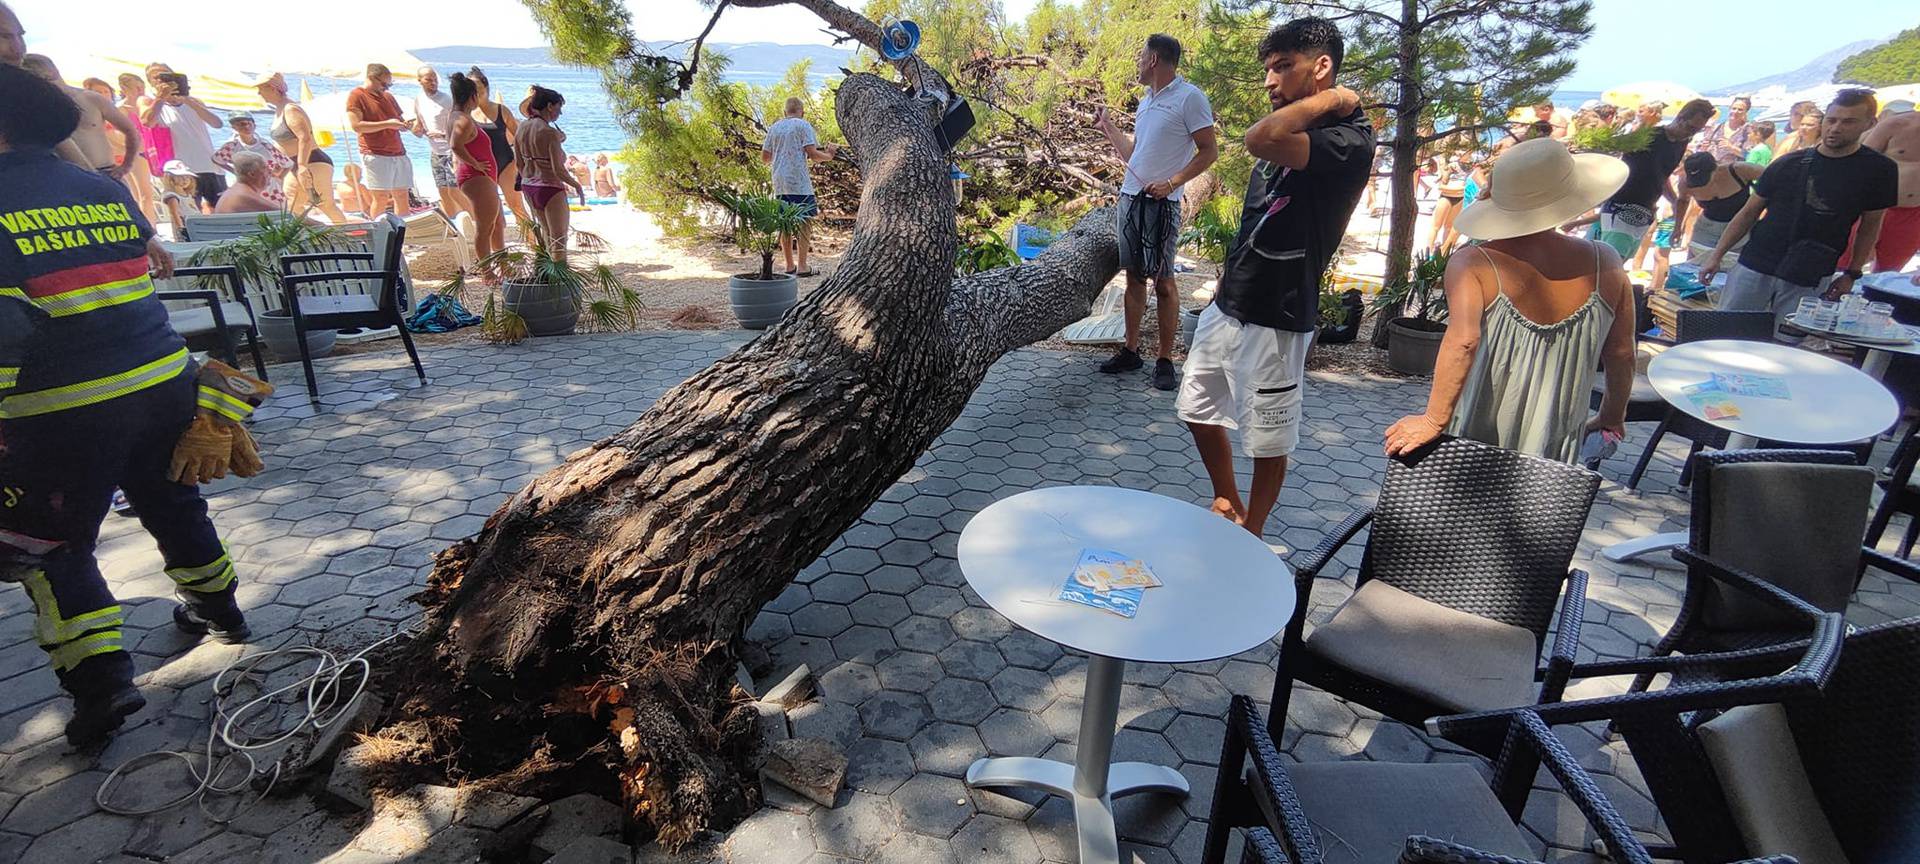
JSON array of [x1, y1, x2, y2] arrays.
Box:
[[406, 294, 481, 333]]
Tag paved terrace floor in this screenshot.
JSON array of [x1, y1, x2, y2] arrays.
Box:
[[1, 332, 1914, 864]]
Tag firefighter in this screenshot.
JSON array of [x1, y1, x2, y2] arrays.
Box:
[[0, 64, 272, 747]]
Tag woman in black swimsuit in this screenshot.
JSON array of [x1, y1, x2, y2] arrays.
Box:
[[1678, 152, 1762, 260], [466, 67, 530, 227]]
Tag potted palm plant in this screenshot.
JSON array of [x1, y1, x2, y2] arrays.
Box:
[[717, 189, 806, 329], [1177, 196, 1239, 347], [1380, 248, 1451, 375], [445, 224, 641, 343], [185, 213, 342, 359]]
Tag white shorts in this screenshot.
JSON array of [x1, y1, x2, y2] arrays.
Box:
[[362, 153, 414, 191], [1175, 304, 1313, 458]]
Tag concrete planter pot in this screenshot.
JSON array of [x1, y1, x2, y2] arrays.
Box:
[[729, 272, 799, 330], [1385, 317, 1446, 376], [257, 311, 336, 360], [1180, 307, 1202, 349], [503, 280, 583, 337]]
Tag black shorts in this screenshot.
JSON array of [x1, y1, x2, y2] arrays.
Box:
[[777, 194, 819, 220]]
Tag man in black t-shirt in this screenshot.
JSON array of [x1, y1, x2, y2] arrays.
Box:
[[1701, 89, 1900, 335], [1569, 98, 1713, 259], [1176, 16, 1372, 539]]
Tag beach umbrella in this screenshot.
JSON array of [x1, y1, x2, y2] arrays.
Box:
[[53, 52, 265, 112], [1602, 81, 1702, 115], [243, 45, 429, 82]]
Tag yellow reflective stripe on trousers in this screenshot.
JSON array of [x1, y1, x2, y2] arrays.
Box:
[[198, 387, 253, 422], [0, 366, 16, 391], [19, 569, 125, 653], [31, 273, 153, 317], [168, 548, 236, 593], [0, 348, 189, 419], [0, 286, 24, 301], [48, 629, 122, 671]]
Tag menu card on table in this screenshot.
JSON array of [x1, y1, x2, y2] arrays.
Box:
[[1058, 548, 1161, 618]]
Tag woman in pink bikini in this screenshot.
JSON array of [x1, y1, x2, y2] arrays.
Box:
[[513, 86, 585, 261], [447, 71, 503, 280]]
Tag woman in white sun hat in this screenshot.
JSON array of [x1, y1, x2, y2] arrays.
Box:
[[1386, 138, 1639, 464]]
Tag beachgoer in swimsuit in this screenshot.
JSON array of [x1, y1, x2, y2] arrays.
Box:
[[592, 153, 620, 199], [467, 67, 531, 228], [1425, 154, 1470, 251], [255, 71, 348, 223], [514, 85, 585, 261], [1675, 152, 1761, 262], [448, 71, 503, 280], [1845, 107, 1920, 275]]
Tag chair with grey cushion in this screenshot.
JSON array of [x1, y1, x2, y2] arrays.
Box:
[[1202, 697, 1803, 864], [276, 214, 425, 405], [154, 264, 268, 380], [1510, 617, 1916, 864], [1624, 309, 1775, 490], [1625, 448, 1920, 697], [1272, 437, 1600, 757]]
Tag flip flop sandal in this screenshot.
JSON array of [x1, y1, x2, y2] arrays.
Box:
[[798, 270, 819, 278]]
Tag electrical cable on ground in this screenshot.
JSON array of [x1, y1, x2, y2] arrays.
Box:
[[95, 616, 422, 822]]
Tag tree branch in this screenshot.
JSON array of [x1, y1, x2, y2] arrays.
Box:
[[676, 0, 734, 90]]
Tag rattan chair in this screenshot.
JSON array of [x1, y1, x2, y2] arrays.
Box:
[[1866, 424, 1920, 557], [1624, 309, 1775, 490], [1272, 437, 1600, 755], [1625, 449, 1918, 697], [276, 214, 426, 405], [1204, 698, 1798, 864], [1426, 567, 1850, 864]]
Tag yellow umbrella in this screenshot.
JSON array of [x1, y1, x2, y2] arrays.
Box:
[[298, 80, 338, 149], [1602, 81, 1702, 116], [62, 53, 265, 112]]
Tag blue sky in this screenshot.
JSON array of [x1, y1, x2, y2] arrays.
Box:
[[21, 1, 1915, 93]]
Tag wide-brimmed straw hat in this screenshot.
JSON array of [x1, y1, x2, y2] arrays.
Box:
[[1455, 139, 1628, 241], [250, 71, 283, 89]]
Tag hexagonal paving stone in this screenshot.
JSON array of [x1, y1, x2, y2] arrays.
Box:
[[878, 539, 935, 567], [987, 666, 1055, 712], [826, 548, 883, 576], [840, 523, 895, 550], [816, 662, 881, 706], [790, 604, 855, 639], [893, 616, 958, 654], [906, 585, 967, 619], [859, 690, 932, 741], [939, 640, 1006, 682], [831, 625, 897, 663], [926, 677, 998, 726], [810, 791, 903, 859], [950, 813, 1043, 863], [1163, 714, 1228, 764], [849, 593, 911, 628], [889, 772, 975, 839], [994, 630, 1064, 670], [977, 708, 1051, 758], [808, 573, 870, 606], [1161, 672, 1233, 717], [909, 721, 988, 777], [843, 737, 917, 795], [950, 607, 1014, 644], [875, 651, 944, 694]]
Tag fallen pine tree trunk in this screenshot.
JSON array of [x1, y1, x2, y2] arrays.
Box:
[[379, 1, 1121, 847]]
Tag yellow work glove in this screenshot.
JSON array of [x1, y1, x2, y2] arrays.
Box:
[[229, 424, 265, 478], [195, 360, 273, 424], [170, 415, 236, 485]]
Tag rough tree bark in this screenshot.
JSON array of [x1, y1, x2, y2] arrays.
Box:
[[383, 0, 1120, 848]]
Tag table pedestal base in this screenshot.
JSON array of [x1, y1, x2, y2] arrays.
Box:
[[964, 654, 1188, 864], [1600, 433, 1760, 563]]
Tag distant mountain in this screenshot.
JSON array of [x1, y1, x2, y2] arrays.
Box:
[[413, 42, 857, 80], [1709, 38, 1889, 95]]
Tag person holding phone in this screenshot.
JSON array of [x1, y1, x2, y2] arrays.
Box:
[[140, 70, 224, 210]]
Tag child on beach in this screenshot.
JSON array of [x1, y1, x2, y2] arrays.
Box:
[[158, 160, 204, 236]]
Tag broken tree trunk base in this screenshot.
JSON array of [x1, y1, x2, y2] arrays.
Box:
[[365, 30, 1120, 846]]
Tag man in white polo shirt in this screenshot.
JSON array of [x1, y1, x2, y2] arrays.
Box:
[[1095, 33, 1218, 391]]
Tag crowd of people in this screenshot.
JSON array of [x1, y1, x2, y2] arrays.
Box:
[[2, 9, 625, 280]]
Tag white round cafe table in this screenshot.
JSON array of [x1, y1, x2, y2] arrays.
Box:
[[958, 486, 1296, 864], [1602, 339, 1898, 563]]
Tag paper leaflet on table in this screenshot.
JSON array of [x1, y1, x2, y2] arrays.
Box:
[[1681, 379, 1741, 420], [1708, 373, 1789, 400], [1058, 548, 1160, 618]]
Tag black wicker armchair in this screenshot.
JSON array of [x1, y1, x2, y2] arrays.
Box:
[[1866, 424, 1920, 557], [1271, 437, 1599, 755], [1625, 449, 1917, 697], [1205, 697, 1799, 864], [1427, 573, 1851, 864], [1624, 309, 1775, 490]]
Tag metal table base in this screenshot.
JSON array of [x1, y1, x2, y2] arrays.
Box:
[[1600, 432, 1759, 562], [963, 654, 1189, 863]]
